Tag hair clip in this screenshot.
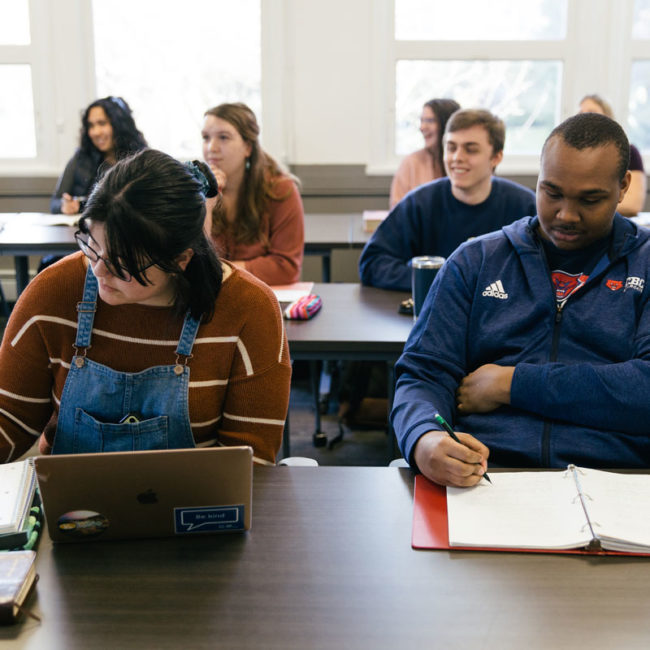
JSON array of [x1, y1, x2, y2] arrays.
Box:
[[184, 161, 211, 197], [109, 96, 128, 112]]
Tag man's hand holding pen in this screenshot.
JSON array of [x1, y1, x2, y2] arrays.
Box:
[[414, 429, 489, 487], [413, 363, 514, 487]]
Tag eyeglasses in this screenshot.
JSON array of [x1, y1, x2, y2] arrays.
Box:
[[74, 230, 156, 281]]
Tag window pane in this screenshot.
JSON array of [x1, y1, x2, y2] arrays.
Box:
[[395, 0, 567, 41], [0, 0, 30, 45], [633, 0, 650, 39], [628, 61, 650, 151], [0, 65, 36, 157], [92, 0, 261, 160], [396, 60, 561, 155]]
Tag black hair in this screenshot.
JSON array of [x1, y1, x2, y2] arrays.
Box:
[[80, 149, 222, 321], [80, 96, 148, 159], [422, 98, 461, 170], [543, 113, 630, 181]]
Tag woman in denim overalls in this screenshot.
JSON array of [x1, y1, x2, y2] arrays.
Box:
[[43, 149, 223, 455]]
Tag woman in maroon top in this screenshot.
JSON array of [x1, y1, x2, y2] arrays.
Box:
[[201, 103, 304, 285]]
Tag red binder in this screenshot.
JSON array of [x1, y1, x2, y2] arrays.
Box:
[[411, 474, 650, 556]]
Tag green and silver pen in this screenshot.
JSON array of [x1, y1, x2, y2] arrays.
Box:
[[434, 413, 492, 484]]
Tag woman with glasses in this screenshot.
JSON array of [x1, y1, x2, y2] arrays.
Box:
[[389, 98, 460, 208], [51, 96, 147, 215], [201, 102, 304, 285], [0, 149, 290, 464]]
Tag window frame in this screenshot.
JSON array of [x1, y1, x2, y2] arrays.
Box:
[[0, 0, 281, 175], [368, 0, 641, 176]]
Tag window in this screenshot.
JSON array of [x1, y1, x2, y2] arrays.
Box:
[[394, 0, 566, 41], [0, 0, 30, 44], [629, 0, 650, 151], [0, 0, 265, 173], [92, 0, 261, 160], [371, 0, 649, 174], [396, 60, 561, 156], [0, 0, 37, 158], [391, 0, 567, 163]]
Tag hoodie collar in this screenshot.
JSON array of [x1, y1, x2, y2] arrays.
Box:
[[505, 214, 649, 262]]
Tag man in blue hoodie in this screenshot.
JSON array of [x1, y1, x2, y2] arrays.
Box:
[[392, 112, 650, 487]]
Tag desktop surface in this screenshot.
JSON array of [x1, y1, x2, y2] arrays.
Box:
[[285, 283, 412, 359], [3, 466, 650, 649]]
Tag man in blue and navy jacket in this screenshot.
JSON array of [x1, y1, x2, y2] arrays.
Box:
[[392, 112, 650, 487]]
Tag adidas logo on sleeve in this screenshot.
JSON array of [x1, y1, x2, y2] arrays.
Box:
[[482, 280, 508, 299]]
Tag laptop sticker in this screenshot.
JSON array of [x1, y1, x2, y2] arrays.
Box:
[[174, 505, 245, 533], [57, 510, 109, 539]]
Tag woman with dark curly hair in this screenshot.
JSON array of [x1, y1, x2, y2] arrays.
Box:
[[201, 102, 304, 285], [50, 96, 147, 215]]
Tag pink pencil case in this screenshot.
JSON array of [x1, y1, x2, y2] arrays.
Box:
[[284, 294, 322, 320]]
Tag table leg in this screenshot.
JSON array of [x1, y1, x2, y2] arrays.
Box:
[[282, 413, 291, 459], [14, 255, 30, 298], [387, 362, 399, 460], [311, 360, 327, 447], [321, 253, 331, 283]]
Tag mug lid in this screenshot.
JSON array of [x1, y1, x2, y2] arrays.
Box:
[[411, 255, 445, 269]]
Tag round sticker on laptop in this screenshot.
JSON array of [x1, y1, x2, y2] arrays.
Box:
[[57, 510, 109, 538]]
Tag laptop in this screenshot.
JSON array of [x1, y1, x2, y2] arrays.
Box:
[[34, 446, 253, 543]]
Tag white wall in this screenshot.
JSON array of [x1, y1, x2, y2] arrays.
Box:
[[283, 0, 374, 164]]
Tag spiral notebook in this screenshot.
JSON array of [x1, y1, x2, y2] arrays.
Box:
[[412, 466, 650, 555]]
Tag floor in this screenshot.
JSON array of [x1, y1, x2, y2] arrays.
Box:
[[284, 361, 399, 466]]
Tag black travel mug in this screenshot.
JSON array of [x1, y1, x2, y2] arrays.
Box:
[[411, 256, 445, 319]]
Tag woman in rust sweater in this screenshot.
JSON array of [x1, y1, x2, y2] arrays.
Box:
[[201, 103, 304, 285], [0, 149, 290, 464]]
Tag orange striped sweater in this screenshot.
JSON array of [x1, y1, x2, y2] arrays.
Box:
[[0, 253, 290, 464]]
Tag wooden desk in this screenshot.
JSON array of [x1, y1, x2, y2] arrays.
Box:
[[285, 283, 412, 361], [0, 214, 76, 296], [304, 213, 356, 282], [284, 283, 412, 456], [0, 213, 366, 295], [3, 466, 650, 649]]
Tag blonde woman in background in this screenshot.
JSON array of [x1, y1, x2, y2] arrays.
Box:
[[578, 94, 647, 216]]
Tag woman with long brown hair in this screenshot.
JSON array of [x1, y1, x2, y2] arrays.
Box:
[[201, 103, 304, 285]]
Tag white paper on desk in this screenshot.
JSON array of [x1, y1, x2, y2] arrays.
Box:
[[577, 470, 650, 551], [271, 282, 314, 303], [18, 213, 79, 227], [447, 471, 591, 550], [631, 213, 650, 227], [0, 460, 35, 534]]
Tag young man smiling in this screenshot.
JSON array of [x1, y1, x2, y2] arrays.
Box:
[[359, 109, 536, 291], [392, 112, 650, 487]]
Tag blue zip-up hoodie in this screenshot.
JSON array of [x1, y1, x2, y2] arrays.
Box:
[[392, 214, 650, 469]]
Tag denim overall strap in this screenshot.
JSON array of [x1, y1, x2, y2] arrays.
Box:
[[175, 312, 201, 359], [75, 265, 99, 350]]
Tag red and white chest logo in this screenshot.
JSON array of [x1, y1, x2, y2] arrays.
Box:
[[552, 271, 588, 301], [606, 279, 623, 291]]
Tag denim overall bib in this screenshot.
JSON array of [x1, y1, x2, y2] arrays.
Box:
[[53, 265, 199, 454]]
